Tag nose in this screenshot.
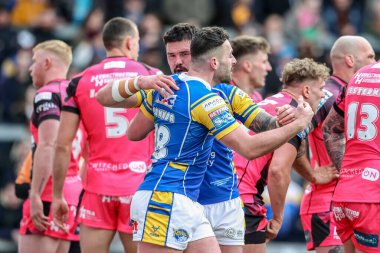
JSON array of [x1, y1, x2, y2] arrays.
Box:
[[267, 62, 272, 71]]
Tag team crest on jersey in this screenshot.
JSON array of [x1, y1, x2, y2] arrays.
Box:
[[173, 228, 189, 242], [156, 94, 177, 108]]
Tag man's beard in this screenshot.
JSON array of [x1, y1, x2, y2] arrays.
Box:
[[174, 65, 189, 73]]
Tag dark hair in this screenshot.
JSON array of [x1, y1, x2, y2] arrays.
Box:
[[191, 27, 229, 59], [163, 23, 197, 45], [102, 17, 137, 50], [231, 36, 270, 60]]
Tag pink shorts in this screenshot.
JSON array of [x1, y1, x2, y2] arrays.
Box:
[[300, 211, 342, 250], [19, 199, 79, 241], [332, 202, 380, 253], [78, 191, 134, 233]]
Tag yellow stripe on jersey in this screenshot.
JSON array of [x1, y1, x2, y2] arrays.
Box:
[[134, 89, 153, 108], [191, 95, 240, 140], [140, 90, 154, 121], [169, 162, 189, 172], [230, 87, 263, 127]]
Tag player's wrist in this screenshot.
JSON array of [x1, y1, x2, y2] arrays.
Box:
[[111, 77, 141, 102]]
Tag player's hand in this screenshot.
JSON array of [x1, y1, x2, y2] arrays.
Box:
[[51, 197, 69, 233], [294, 96, 313, 130], [312, 163, 339, 185], [276, 104, 295, 126], [137, 75, 179, 96], [30, 193, 49, 232], [265, 218, 282, 242]]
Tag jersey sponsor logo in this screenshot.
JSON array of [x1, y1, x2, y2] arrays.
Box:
[[130, 219, 139, 234], [344, 207, 359, 221], [150, 225, 160, 237], [210, 177, 231, 186], [173, 228, 189, 242], [209, 107, 234, 128], [35, 102, 58, 113], [332, 206, 345, 221], [156, 94, 177, 109], [104, 61, 126, 69], [353, 230, 378, 248], [153, 107, 175, 123], [362, 168, 379, 181], [353, 72, 380, 85], [35, 92, 52, 103], [202, 96, 225, 111], [236, 89, 246, 98], [129, 161, 147, 173]]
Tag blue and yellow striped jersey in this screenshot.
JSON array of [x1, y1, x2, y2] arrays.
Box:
[[198, 83, 263, 204], [138, 73, 240, 201]]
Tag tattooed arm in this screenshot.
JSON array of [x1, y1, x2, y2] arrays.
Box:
[[323, 107, 345, 171], [248, 110, 279, 133]]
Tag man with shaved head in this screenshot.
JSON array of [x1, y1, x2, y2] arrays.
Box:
[[298, 36, 375, 253]]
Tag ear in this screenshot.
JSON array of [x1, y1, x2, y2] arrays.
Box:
[[344, 54, 355, 68], [242, 60, 251, 73], [210, 56, 219, 71], [44, 57, 52, 70], [302, 85, 310, 98], [125, 36, 132, 51]]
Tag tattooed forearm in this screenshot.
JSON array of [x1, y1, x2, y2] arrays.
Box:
[[249, 111, 278, 133], [323, 109, 345, 171]]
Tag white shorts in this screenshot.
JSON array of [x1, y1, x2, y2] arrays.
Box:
[[130, 190, 214, 250], [193, 197, 245, 245]]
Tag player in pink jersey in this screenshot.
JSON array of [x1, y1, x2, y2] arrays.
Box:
[[51, 18, 168, 253], [230, 36, 273, 189], [18, 40, 86, 253], [237, 58, 332, 253], [323, 64, 380, 252], [298, 36, 375, 253]]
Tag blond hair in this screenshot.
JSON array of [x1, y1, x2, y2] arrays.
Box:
[[281, 58, 330, 86], [33, 40, 72, 66]]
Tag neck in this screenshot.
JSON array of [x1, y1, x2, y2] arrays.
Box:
[[44, 69, 67, 84], [188, 64, 214, 86], [332, 70, 352, 83], [232, 72, 255, 95], [107, 48, 133, 59], [282, 87, 300, 100]]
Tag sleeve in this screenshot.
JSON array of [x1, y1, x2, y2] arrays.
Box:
[[229, 86, 263, 127], [140, 89, 154, 121], [191, 93, 240, 140], [63, 76, 81, 114], [33, 91, 61, 126], [333, 86, 346, 117]]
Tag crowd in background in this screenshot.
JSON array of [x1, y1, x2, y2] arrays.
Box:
[[0, 0, 379, 249]]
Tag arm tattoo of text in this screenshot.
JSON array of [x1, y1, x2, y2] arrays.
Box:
[[249, 111, 278, 133], [323, 110, 345, 171]]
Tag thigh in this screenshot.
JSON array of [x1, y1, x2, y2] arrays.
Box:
[[79, 225, 115, 253], [19, 234, 63, 253], [119, 232, 137, 253], [186, 236, 221, 253]]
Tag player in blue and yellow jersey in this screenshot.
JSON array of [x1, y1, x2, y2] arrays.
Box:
[[112, 27, 314, 253], [96, 25, 312, 253]]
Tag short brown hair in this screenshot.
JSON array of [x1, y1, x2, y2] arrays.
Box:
[[281, 58, 330, 86], [102, 17, 137, 50], [231, 36, 270, 59], [33, 40, 72, 66]]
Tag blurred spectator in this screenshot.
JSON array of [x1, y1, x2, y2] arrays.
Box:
[[10, 0, 48, 27], [252, 0, 292, 24], [0, 2, 18, 66], [322, 0, 365, 38], [363, 0, 380, 54]]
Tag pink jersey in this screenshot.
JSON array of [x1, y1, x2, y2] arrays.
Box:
[[232, 81, 264, 176], [301, 76, 346, 214], [63, 57, 161, 196], [30, 80, 86, 203], [237, 92, 300, 204], [332, 62, 380, 202]]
